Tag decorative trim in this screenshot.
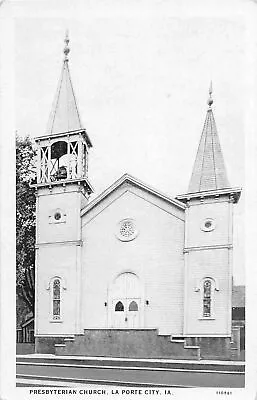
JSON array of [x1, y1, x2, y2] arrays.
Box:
[[194, 277, 219, 292], [184, 244, 232, 253], [82, 189, 185, 227], [34, 334, 75, 337], [36, 240, 83, 248], [183, 334, 232, 338], [31, 177, 94, 195], [176, 186, 242, 204], [34, 128, 92, 147], [81, 173, 186, 217], [45, 276, 67, 291]]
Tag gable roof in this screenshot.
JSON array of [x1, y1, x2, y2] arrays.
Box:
[[188, 87, 229, 193], [81, 173, 186, 217]]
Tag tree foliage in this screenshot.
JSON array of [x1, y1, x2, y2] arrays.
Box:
[[16, 135, 36, 315]]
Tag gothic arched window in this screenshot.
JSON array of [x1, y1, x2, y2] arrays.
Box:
[[194, 277, 219, 319], [203, 279, 212, 318], [129, 301, 138, 311], [52, 278, 61, 320], [47, 276, 66, 321], [115, 301, 124, 312]]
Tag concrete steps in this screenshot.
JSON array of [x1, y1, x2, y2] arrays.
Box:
[[54, 329, 200, 360]]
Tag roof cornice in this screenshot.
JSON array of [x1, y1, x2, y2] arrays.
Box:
[[34, 129, 92, 148], [81, 173, 186, 217], [176, 186, 242, 204]]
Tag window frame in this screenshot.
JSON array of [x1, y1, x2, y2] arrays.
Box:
[[202, 279, 212, 318], [195, 277, 219, 320], [47, 276, 66, 323], [128, 300, 139, 312], [115, 301, 125, 312], [52, 278, 61, 321]]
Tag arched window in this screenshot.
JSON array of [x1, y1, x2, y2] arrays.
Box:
[[52, 278, 61, 320], [203, 279, 212, 317], [46, 276, 66, 321], [194, 277, 219, 319], [129, 301, 138, 311], [115, 301, 124, 312]]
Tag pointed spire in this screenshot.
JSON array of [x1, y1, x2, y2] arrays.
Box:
[[188, 84, 230, 193], [63, 29, 70, 62], [207, 80, 213, 108], [46, 31, 83, 135]]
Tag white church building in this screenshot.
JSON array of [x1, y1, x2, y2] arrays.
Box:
[[32, 34, 241, 360]]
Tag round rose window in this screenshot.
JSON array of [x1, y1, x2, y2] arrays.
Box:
[[201, 218, 215, 232], [120, 220, 135, 238], [116, 219, 138, 241]]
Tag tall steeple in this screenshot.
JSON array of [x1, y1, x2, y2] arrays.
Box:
[[33, 33, 93, 342], [46, 30, 86, 137], [177, 85, 241, 346], [33, 31, 93, 195], [188, 83, 229, 194], [177, 83, 241, 204]]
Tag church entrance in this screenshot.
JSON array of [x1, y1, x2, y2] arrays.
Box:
[[109, 272, 143, 328], [112, 298, 140, 328]]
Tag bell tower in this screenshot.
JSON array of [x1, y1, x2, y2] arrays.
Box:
[[177, 84, 241, 359], [33, 32, 93, 349]]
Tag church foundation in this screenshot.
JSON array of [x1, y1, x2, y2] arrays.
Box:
[[185, 337, 232, 360], [35, 336, 68, 354]]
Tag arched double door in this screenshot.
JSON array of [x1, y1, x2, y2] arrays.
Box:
[[110, 272, 142, 328]]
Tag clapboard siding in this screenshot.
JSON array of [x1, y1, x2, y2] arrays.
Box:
[[81, 187, 185, 335], [184, 197, 233, 336], [184, 248, 231, 335], [36, 244, 78, 335]]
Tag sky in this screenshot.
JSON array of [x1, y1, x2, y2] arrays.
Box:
[[13, 3, 251, 284]]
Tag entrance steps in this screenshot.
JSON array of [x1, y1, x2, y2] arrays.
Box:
[[54, 329, 200, 360]]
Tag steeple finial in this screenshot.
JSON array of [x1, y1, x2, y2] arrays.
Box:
[[187, 84, 230, 193], [207, 81, 213, 108], [63, 29, 70, 62]]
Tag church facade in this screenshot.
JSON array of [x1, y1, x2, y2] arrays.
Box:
[[32, 34, 241, 360]]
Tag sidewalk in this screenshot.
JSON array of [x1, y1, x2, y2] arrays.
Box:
[[16, 353, 245, 366]]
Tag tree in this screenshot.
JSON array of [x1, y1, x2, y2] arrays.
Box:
[[16, 135, 36, 316]]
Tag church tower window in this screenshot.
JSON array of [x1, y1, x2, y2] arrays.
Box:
[[201, 218, 216, 232], [194, 276, 219, 319], [46, 276, 66, 322], [52, 278, 61, 320], [203, 279, 212, 317]]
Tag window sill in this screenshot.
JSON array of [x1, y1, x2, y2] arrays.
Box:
[[49, 319, 63, 323]]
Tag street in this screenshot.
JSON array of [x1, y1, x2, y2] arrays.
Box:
[[16, 357, 245, 388]]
